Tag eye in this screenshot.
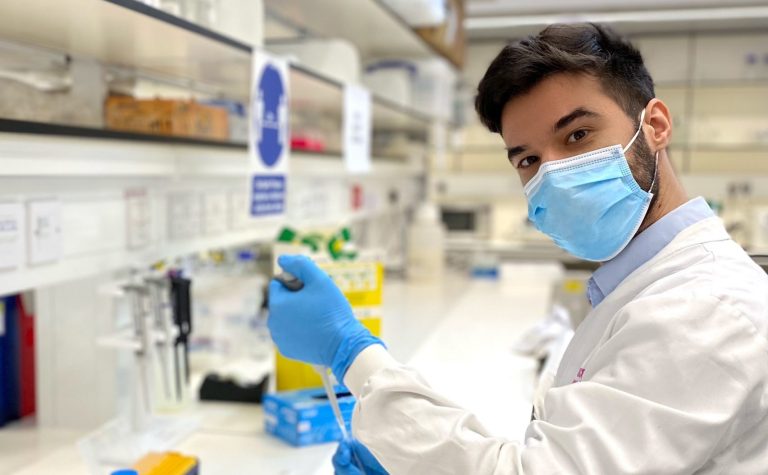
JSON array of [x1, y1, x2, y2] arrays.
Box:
[[567, 129, 589, 144], [518, 156, 539, 169]]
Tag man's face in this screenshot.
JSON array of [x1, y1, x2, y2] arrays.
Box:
[[500, 72, 654, 189]]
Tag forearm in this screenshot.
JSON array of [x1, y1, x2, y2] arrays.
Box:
[[343, 347, 527, 474]]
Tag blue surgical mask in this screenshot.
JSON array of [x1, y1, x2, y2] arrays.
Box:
[[523, 109, 657, 262]]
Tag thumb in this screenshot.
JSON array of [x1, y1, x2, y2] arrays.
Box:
[[333, 439, 352, 467], [277, 254, 322, 283]]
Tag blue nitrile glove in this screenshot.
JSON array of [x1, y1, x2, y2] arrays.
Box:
[[268, 255, 384, 382], [333, 438, 389, 475]]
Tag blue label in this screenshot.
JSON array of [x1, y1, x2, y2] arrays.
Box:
[[250, 175, 286, 216], [254, 64, 286, 168]]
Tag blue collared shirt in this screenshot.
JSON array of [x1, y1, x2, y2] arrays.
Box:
[[587, 197, 715, 308]]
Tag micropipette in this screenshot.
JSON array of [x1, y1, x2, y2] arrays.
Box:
[[316, 365, 349, 439], [274, 271, 366, 473]]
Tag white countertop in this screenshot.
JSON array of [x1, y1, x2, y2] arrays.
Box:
[[2, 269, 552, 474]]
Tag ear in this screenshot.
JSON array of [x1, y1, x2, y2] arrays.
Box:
[[643, 98, 673, 151]]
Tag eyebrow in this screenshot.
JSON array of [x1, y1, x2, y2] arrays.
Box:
[[505, 107, 600, 163], [553, 107, 599, 132], [506, 145, 527, 162]]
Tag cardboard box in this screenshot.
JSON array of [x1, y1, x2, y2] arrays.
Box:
[[105, 96, 229, 140], [414, 0, 466, 69], [264, 386, 355, 446]]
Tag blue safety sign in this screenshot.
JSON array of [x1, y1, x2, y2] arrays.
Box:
[[254, 64, 285, 168], [249, 54, 289, 218], [250, 175, 286, 216]]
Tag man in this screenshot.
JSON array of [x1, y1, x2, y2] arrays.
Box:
[[269, 23, 768, 473]]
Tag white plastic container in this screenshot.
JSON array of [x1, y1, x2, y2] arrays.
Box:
[[269, 39, 361, 84], [365, 58, 457, 120], [407, 203, 446, 282], [213, 0, 264, 47], [410, 58, 457, 122], [380, 0, 447, 27], [363, 60, 416, 108]]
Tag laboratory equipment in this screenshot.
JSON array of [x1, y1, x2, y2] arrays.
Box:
[[722, 182, 753, 248], [123, 284, 153, 426], [145, 277, 174, 404], [271, 269, 365, 471], [407, 202, 446, 282], [132, 451, 199, 474], [198, 373, 268, 403], [84, 276, 198, 474], [440, 204, 491, 240], [274, 272, 304, 291], [169, 274, 192, 402], [270, 254, 384, 390], [318, 366, 349, 441]]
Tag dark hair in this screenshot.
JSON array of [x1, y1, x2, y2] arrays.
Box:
[[475, 23, 655, 134]]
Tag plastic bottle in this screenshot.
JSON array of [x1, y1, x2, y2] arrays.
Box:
[[407, 203, 446, 282]]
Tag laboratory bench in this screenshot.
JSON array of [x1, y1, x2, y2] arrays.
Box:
[[445, 237, 600, 272], [1, 268, 553, 474]]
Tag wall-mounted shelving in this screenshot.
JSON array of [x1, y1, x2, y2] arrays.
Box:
[[262, 0, 460, 70], [669, 143, 768, 152], [0, 126, 425, 179], [0, 0, 252, 97], [0, 0, 435, 147], [0, 0, 434, 297], [0, 118, 247, 150]]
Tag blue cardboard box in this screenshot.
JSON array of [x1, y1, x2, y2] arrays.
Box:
[[263, 386, 355, 446]]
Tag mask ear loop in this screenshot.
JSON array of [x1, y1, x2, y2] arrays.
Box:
[[648, 151, 659, 194], [622, 108, 647, 154], [623, 108, 658, 194]]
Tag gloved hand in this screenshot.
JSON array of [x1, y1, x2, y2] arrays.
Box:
[[333, 438, 388, 475], [268, 255, 384, 382]]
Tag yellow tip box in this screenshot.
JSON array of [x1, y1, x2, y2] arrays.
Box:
[[132, 451, 199, 475]]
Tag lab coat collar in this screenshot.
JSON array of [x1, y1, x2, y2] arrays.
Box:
[[587, 196, 715, 308]]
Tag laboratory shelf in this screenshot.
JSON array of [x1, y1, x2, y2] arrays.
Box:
[[290, 62, 432, 134], [0, 0, 253, 98], [455, 143, 768, 155], [655, 78, 768, 88], [669, 142, 768, 152], [0, 118, 248, 150], [0, 126, 424, 179], [104, 0, 251, 52], [262, 0, 459, 69], [0, 0, 435, 132]]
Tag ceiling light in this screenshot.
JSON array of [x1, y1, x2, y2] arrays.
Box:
[[465, 6, 768, 29]]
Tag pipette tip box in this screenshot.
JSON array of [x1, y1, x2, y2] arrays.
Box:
[[264, 386, 355, 446]]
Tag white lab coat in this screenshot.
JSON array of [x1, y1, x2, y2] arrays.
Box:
[[344, 217, 768, 474]]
